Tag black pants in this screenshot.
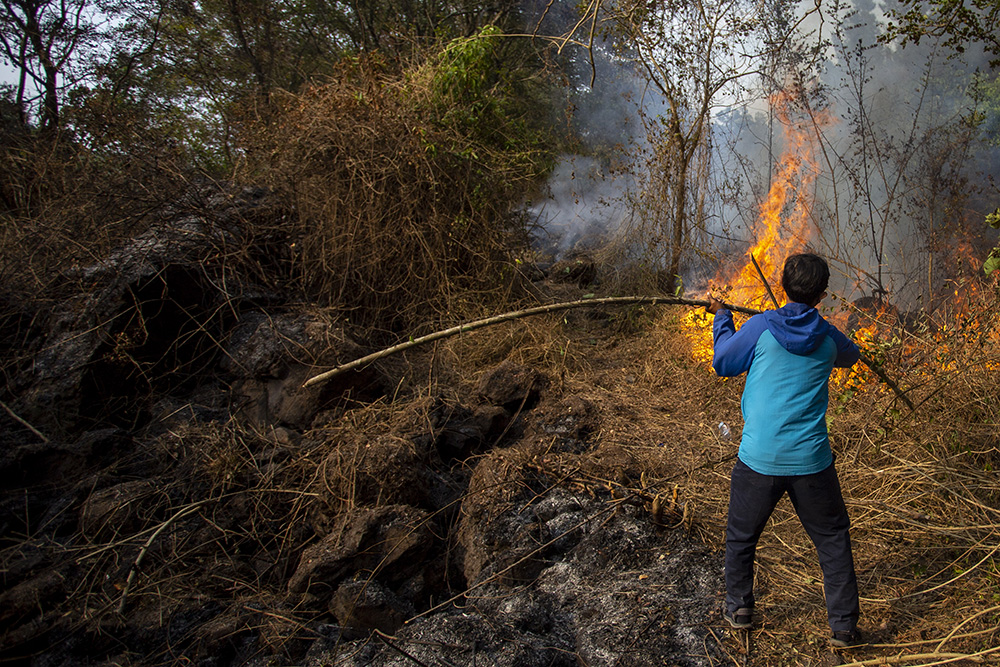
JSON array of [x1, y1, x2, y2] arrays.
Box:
[[725, 458, 860, 632]]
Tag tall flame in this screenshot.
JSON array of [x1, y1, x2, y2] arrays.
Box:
[[684, 94, 829, 362], [724, 95, 826, 308]]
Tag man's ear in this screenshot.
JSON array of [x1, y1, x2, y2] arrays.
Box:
[[811, 291, 827, 307]]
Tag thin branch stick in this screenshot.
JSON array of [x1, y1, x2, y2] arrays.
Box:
[[303, 296, 755, 388], [117, 499, 211, 614], [747, 260, 915, 411], [0, 398, 49, 443], [857, 350, 915, 410], [750, 254, 779, 308]]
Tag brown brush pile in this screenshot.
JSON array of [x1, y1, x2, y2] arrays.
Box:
[[0, 113, 202, 305], [239, 56, 551, 339]]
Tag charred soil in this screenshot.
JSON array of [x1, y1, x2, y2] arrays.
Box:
[[3, 196, 1000, 667]]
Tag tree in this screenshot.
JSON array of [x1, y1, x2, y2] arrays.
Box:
[[881, 0, 1000, 283], [0, 0, 99, 129], [882, 0, 1000, 66], [577, 0, 796, 293]]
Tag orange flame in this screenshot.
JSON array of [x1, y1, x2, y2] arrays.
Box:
[[683, 95, 1000, 391], [726, 95, 827, 308], [684, 94, 830, 360]]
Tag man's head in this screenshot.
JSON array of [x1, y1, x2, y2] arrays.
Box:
[[782, 253, 829, 306]]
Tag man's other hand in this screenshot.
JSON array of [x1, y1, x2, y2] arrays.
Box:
[[706, 296, 724, 315]]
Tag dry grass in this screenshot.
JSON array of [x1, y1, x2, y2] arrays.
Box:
[[533, 285, 1000, 666], [421, 278, 1000, 665], [4, 273, 1000, 666]]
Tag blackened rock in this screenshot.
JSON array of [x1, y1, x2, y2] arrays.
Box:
[[16, 217, 240, 434], [317, 434, 430, 511], [436, 404, 509, 461], [528, 394, 597, 444], [288, 505, 436, 597], [456, 447, 551, 587], [78, 479, 162, 541], [0, 440, 87, 490], [309, 606, 578, 667], [331, 579, 415, 638], [224, 311, 384, 429], [477, 361, 548, 411], [0, 568, 68, 630]]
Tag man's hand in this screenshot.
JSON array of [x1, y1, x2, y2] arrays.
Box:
[[706, 296, 724, 315]]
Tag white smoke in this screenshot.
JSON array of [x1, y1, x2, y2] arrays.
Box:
[[522, 0, 1000, 308], [527, 154, 632, 259]]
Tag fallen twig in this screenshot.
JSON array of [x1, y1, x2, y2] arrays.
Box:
[[117, 499, 212, 615], [858, 351, 914, 410], [374, 630, 435, 667], [0, 398, 49, 443], [935, 605, 1000, 652], [837, 644, 1000, 666]]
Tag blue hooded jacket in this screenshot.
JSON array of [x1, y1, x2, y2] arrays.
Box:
[[712, 302, 860, 475]]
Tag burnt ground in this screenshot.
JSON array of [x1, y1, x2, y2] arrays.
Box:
[[0, 206, 746, 667], [0, 294, 742, 667], [4, 199, 1000, 667]]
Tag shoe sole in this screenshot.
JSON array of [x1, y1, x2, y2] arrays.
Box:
[[830, 636, 865, 648], [724, 617, 753, 630]]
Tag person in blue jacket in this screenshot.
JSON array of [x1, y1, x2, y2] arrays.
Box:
[[706, 252, 864, 648]]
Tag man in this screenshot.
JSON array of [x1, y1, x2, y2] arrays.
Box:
[[707, 253, 864, 648]]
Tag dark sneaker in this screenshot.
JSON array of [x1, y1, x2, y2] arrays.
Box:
[[724, 607, 754, 630], [830, 629, 864, 648]]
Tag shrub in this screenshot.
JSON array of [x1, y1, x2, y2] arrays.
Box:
[[242, 41, 554, 338]]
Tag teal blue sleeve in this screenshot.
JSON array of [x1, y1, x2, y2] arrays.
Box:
[[712, 310, 768, 377]]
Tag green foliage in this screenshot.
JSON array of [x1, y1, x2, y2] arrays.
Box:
[[417, 26, 554, 159], [431, 26, 503, 103], [883, 0, 1000, 66], [969, 72, 1000, 146], [985, 209, 1000, 275], [989, 209, 1000, 229]]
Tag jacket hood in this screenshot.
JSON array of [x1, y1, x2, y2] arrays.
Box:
[[761, 302, 830, 355]]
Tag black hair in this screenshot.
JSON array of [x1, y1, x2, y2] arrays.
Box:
[[781, 253, 829, 305]]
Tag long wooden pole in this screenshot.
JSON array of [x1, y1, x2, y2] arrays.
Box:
[[302, 294, 914, 411], [303, 296, 755, 388]]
